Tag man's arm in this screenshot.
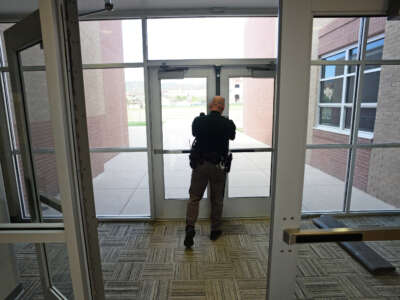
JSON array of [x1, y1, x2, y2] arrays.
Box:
[[192, 116, 200, 137], [228, 120, 236, 140]]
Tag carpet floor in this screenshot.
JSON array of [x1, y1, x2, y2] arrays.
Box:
[[15, 216, 400, 299]]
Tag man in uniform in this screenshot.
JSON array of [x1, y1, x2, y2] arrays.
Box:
[[184, 96, 236, 248]]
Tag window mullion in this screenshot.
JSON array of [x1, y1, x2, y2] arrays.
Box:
[[344, 17, 369, 213]]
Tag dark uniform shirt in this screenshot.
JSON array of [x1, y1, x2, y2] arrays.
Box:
[[192, 111, 236, 157]]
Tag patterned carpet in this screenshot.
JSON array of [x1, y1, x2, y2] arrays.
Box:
[[14, 216, 400, 299]]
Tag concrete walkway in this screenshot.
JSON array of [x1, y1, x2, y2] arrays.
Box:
[[88, 126, 395, 216]]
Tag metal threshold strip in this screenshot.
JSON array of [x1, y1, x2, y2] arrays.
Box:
[[283, 227, 400, 245]]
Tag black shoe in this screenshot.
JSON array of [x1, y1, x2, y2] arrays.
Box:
[[210, 230, 222, 241], [184, 226, 195, 248]]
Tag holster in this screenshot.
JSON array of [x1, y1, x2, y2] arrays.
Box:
[[189, 151, 203, 169], [222, 153, 233, 173]]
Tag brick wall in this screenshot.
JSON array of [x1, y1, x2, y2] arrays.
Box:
[[318, 17, 385, 56], [309, 129, 371, 190], [242, 18, 277, 145], [242, 78, 274, 146], [366, 19, 400, 207]]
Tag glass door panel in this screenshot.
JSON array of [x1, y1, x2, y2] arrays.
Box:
[[228, 77, 274, 148], [21, 68, 62, 219], [161, 78, 207, 149], [227, 76, 274, 200], [161, 77, 208, 199], [150, 67, 215, 218], [220, 68, 275, 217], [2, 10, 71, 300]]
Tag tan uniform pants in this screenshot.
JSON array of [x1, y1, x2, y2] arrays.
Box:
[[186, 160, 226, 231]]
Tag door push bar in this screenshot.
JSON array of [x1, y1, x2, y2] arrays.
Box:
[[153, 148, 273, 154], [40, 194, 62, 212], [283, 227, 400, 245]]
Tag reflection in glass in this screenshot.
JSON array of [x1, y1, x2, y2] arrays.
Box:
[[351, 148, 400, 211], [319, 107, 341, 127], [358, 65, 399, 142], [361, 69, 380, 103], [311, 18, 360, 60], [45, 243, 74, 298], [21, 70, 62, 219], [0, 23, 16, 66], [303, 149, 347, 212], [367, 17, 400, 60], [161, 78, 207, 150], [320, 79, 343, 103], [90, 152, 150, 216]]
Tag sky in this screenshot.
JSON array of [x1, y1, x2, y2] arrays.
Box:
[[121, 18, 248, 81]]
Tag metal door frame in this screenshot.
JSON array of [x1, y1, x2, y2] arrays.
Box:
[[0, 0, 105, 299], [267, 0, 397, 299], [148, 66, 216, 218], [3, 10, 61, 300]]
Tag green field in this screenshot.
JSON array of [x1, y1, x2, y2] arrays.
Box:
[[127, 103, 244, 125]]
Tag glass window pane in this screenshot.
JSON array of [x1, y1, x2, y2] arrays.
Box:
[[307, 66, 350, 145], [359, 108, 376, 132], [365, 38, 383, 60], [321, 51, 345, 78], [348, 48, 358, 73], [344, 107, 352, 129], [4, 243, 74, 299], [90, 152, 150, 216], [83, 68, 146, 148], [229, 78, 274, 148], [20, 44, 45, 66], [229, 152, 271, 197], [350, 148, 400, 211], [361, 69, 380, 103], [0, 23, 14, 66], [161, 78, 207, 150], [358, 65, 400, 143], [321, 64, 344, 78], [320, 78, 343, 103], [22, 70, 63, 219], [303, 149, 347, 212], [311, 18, 360, 60], [367, 17, 400, 60], [79, 20, 143, 64], [345, 75, 355, 103], [148, 17, 277, 60], [3, 72, 19, 149], [319, 107, 341, 127], [45, 243, 74, 298]]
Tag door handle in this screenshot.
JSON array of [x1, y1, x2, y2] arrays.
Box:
[[283, 227, 400, 245]]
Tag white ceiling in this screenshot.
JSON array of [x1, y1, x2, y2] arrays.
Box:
[[0, 0, 279, 21]]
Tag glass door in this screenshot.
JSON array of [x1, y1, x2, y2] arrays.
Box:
[[220, 66, 275, 217], [149, 66, 215, 218], [0, 1, 104, 299], [3, 11, 66, 299]]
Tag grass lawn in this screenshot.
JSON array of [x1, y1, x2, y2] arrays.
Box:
[[127, 104, 243, 123]]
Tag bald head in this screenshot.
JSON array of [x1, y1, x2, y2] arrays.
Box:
[[209, 96, 225, 113]]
